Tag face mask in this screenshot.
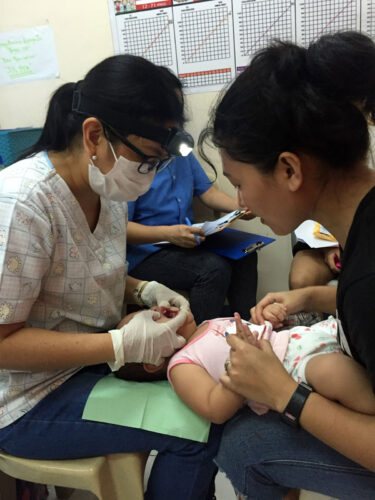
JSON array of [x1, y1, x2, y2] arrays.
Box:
[[88, 142, 155, 202]]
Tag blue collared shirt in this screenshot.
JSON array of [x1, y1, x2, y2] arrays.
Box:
[[127, 153, 211, 270]]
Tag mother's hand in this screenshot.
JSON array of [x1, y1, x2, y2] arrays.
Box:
[[220, 334, 297, 412], [250, 289, 310, 325]]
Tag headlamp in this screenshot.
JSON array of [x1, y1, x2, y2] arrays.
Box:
[[164, 128, 194, 157], [132, 123, 194, 157], [72, 89, 194, 157]]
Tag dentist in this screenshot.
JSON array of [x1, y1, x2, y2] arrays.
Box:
[[0, 54, 221, 500]]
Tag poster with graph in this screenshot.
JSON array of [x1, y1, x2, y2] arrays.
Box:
[[296, 0, 361, 46], [108, 0, 375, 94], [362, 0, 375, 38], [108, 2, 178, 73], [173, 0, 235, 92], [233, 0, 296, 71]]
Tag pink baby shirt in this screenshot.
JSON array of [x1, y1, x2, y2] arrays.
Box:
[[168, 318, 290, 415]]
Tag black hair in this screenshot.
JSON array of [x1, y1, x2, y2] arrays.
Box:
[[115, 362, 167, 382], [22, 55, 184, 158], [157, 64, 183, 93], [307, 31, 375, 122], [199, 31, 375, 173]]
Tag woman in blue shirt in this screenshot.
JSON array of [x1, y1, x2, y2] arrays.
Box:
[[127, 152, 258, 324]]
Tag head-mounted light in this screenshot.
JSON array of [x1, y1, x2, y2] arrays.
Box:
[[128, 122, 194, 157], [72, 89, 194, 157]]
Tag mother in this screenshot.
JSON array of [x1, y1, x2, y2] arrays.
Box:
[[200, 32, 375, 498]]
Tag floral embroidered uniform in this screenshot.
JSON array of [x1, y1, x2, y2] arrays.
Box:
[[0, 152, 128, 428]]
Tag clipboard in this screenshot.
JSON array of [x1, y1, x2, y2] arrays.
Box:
[[200, 227, 275, 260]]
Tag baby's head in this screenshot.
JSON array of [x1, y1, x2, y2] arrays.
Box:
[[115, 305, 196, 382]]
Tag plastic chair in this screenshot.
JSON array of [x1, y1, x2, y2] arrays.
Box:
[[0, 450, 149, 500]]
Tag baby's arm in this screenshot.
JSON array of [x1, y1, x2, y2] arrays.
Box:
[[170, 364, 244, 424], [306, 353, 375, 414]]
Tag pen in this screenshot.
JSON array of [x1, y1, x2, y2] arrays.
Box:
[[185, 217, 201, 245]]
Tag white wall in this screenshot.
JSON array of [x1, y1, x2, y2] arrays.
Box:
[[0, 0, 292, 299]]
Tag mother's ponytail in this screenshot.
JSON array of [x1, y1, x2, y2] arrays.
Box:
[[200, 32, 375, 173], [306, 31, 375, 121]]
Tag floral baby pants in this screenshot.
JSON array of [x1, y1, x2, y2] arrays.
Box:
[[283, 316, 342, 384]]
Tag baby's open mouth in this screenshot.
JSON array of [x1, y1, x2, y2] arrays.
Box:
[[159, 307, 179, 318]]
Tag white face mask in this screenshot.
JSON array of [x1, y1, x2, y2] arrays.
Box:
[[88, 142, 155, 202]]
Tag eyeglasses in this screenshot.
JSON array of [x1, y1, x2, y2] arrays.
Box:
[[105, 125, 174, 174]]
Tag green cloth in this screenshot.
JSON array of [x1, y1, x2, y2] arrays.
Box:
[[82, 374, 211, 443]]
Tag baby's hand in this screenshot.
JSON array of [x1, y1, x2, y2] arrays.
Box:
[[262, 303, 288, 328]]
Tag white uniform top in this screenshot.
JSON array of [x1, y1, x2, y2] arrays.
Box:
[[0, 152, 128, 428]]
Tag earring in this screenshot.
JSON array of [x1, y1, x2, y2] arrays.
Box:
[[92, 155, 97, 160]]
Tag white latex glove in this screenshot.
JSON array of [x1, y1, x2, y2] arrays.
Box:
[[141, 281, 190, 310], [108, 309, 187, 370]]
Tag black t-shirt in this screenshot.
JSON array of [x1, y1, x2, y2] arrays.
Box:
[[337, 186, 375, 392]]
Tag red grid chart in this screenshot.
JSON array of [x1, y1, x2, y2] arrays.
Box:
[[179, 5, 232, 64], [120, 14, 174, 66], [179, 68, 232, 88], [298, 0, 359, 46], [239, 0, 295, 57]]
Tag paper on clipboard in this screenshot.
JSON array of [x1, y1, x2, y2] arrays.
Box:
[[199, 209, 247, 236], [155, 210, 247, 245], [295, 220, 338, 249]]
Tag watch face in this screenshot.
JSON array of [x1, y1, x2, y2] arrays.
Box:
[[280, 383, 312, 427], [280, 410, 299, 428]]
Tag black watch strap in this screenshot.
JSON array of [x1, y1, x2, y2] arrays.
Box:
[[281, 382, 313, 427]]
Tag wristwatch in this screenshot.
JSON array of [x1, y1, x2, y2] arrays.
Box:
[[132, 280, 149, 306], [280, 382, 313, 427]]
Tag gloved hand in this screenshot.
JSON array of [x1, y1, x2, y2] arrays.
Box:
[[108, 308, 187, 370], [140, 281, 190, 310]]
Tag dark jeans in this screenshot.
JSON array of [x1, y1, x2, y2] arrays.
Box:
[[215, 407, 375, 499], [0, 365, 222, 500], [131, 247, 258, 324]]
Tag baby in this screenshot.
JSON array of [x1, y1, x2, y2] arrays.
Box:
[[116, 306, 375, 424]]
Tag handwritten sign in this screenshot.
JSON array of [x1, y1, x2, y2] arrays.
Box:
[[0, 25, 59, 85]]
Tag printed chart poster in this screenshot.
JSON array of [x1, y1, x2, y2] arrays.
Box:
[[233, 0, 296, 72], [0, 25, 59, 86], [109, 0, 178, 73], [108, 0, 235, 93], [108, 0, 375, 94], [361, 0, 375, 39], [174, 0, 235, 93], [296, 0, 361, 46]]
